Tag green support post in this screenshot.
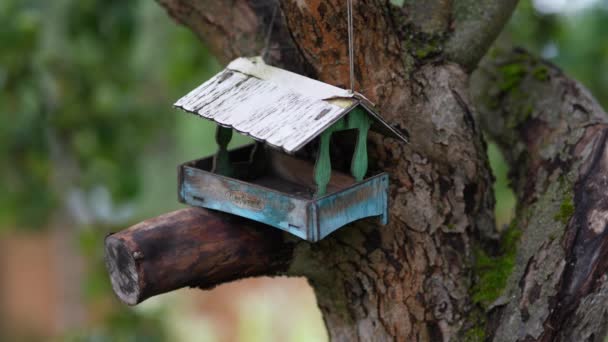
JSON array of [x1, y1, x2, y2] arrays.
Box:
[[314, 129, 333, 197], [313, 107, 372, 196], [348, 109, 371, 181], [213, 125, 233, 176]]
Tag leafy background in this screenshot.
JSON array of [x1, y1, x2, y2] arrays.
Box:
[[0, 0, 606, 340]]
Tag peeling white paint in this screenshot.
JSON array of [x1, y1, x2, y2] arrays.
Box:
[[228, 57, 353, 101], [175, 57, 408, 154]]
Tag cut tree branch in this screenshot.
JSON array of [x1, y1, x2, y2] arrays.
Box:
[[472, 48, 608, 341], [104, 208, 293, 305]]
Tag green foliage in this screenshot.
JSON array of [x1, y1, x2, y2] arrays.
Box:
[[508, 0, 608, 108], [62, 308, 167, 342], [1, 0, 218, 339], [0, 1, 54, 228], [487, 143, 516, 228], [65, 226, 169, 342], [0, 0, 216, 230]]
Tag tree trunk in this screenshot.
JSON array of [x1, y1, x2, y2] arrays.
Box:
[[104, 0, 608, 340]]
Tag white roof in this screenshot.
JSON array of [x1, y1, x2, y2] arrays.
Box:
[[174, 57, 408, 153]]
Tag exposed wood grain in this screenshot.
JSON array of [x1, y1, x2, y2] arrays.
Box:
[[267, 148, 357, 193]]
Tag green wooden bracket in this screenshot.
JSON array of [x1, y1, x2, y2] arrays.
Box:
[[315, 129, 334, 197], [347, 108, 371, 181], [248, 141, 268, 179], [313, 107, 372, 196], [213, 125, 233, 176]]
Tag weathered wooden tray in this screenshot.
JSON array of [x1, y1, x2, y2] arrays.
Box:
[[178, 144, 388, 242]]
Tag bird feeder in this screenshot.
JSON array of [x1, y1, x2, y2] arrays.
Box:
[[174, 57, 408, 242]]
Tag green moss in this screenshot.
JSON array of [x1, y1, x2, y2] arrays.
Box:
[[494, 54, 547, 131], [505, 98, 534, 129], [471, 222, 521, 309], [554, 195, 575, 224], [488, 96, 500, 110], [548, 232, 558, 241], [524, 104, 534, 117], [532, 65, 550, 81], [415, 42, 440, 59], [503, 89, 534, 129], [462, 308, 487, 342], [463, 325, 486, 342], [400, 26, 447, 62], [498, 62, 526, 92]]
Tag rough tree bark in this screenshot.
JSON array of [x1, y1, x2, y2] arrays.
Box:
[[104, 0, 608, 341], [472, 48, 608, 341]]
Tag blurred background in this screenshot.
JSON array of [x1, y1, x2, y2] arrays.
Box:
[[0, 0, 606, 341]]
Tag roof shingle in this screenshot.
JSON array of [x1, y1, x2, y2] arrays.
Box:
[[175, 57, 407, 153]]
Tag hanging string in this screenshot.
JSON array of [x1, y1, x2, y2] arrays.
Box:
[[262, 1, 355, 91], [347, 0, 355, 93], [262, 4, 279, 62]]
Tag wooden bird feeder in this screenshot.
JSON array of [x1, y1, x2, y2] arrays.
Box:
[[174, 57, 408, 242]]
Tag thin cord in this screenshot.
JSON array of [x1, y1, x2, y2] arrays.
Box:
[[262, 4, 279, 62], [347, 0, 355, 93]]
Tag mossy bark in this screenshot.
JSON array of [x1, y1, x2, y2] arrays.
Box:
[[472, 48, 608, 341]]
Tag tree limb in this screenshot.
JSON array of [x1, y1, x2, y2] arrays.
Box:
[[156, 0, 311, 73], [104, 208, 293, 305], [445, 0, 520, 70], [472, 48, 608, 341], [385, 0, 519, 71]]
